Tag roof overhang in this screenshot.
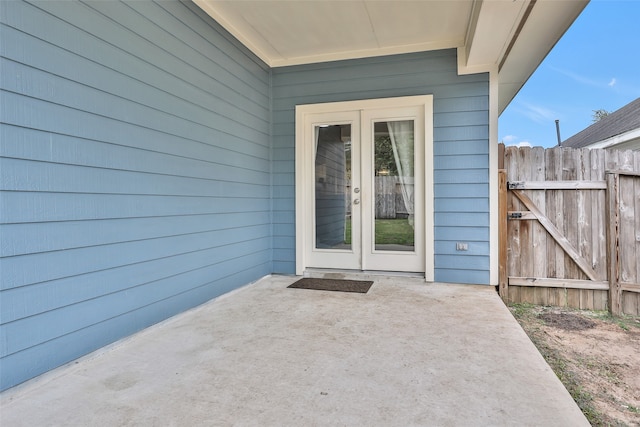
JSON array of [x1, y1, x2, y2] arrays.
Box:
[[193, 0, 588, 113], [585, 128, 640, 150]]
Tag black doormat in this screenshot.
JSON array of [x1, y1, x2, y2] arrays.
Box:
[[287, 278, 373, 293]]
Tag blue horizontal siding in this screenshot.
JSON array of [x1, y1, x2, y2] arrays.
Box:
[[1, 245, 270, 356], [2, 240, 269, 324], [434, 183, 489, 198], [435, 227, 490, 242], [1, 87, 268, 156], [1, 125, 270, 174], [0, 0, 271, 390], [0, 57, 269, 139], [2, 231, 270, 291], [2, 158, 269, 193], [436, 198, 490, 213], [434, 169, 488, 184], [0, 261, 268, 391], [434, 154, 489, 170], [1, 213, 269, 257], [435, 268, 490, 285], [435, 254, 490, 271], [271, 49, 490, 284], [434, 139, 490, 156], [1, 192, 269, 223], [435, 241, 490, 256], [435, 212, 490, 227]]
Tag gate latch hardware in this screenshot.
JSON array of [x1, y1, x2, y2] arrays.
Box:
[[507, 181, 524, 190], [508, 212, 523, 219]]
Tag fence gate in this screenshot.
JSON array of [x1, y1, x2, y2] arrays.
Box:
[[498, 145, 640, 315]]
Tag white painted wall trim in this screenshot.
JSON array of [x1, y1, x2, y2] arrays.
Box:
[[271, 41, 462, 68], [489, 68, 500, 286], [456, 46, 493, 76], [295, 95, 434, 280]]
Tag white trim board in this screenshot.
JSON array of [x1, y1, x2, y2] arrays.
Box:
[[295, 95, 434, 281]]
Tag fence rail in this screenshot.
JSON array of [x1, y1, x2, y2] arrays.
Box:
[[498, 145, 640, 315]]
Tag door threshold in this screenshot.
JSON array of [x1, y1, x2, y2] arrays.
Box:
[[304, 268, 425, 281]]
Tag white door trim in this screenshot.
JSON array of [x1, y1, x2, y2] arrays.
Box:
[[295, 95, 434, 280]]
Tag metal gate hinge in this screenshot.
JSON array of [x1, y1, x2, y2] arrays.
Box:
[[508, 212, 523, 219]]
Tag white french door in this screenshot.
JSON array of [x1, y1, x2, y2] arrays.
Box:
[[295, 96, 434, 277]]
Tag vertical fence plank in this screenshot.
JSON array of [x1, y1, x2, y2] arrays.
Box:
[[606, 150, 619, 171], [635, 171, 640, 295], [620, 150, 635, 171], [545, 148, 558, 279], [553, 147, 566, 281], [619, 175, 636, 285], [531, 147, 548, 305], [606, 172, 622, 315], [499, 169, 508, 302], [545, 148, 562, 306], [563, 149, 582, 307], [505, 146, 521, 303], [622, 292, 638, 316], [593, 291, 607, 311], [591, 149, 608, 309], [620, 172, 640, 315], [519, 147, 534, 303], [625, 152, 640, 315], [578, 149, 594, 307]]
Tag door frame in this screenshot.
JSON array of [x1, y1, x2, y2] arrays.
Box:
[[295, 95, 434, 279]]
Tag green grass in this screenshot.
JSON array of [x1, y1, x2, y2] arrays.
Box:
[[589, 310, 640, 331], [374, 219, 414, 245], [345, 218, 414, 245]]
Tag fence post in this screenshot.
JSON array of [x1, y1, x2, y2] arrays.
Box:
[[498, 169, 508, 302], [605, 172, 622, 315]]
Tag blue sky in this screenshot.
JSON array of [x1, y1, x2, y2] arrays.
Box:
[[499, 0, 640, 148]]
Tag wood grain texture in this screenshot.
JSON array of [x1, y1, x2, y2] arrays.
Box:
[[503, 146, 639, 313]]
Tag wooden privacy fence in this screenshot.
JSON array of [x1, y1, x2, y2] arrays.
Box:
[[347, 176, 410, 219], [498, 145, 640, 316]]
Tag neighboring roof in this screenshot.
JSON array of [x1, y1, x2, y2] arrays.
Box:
[[194, 0, 588, 114], [562, 97, 640, 149]]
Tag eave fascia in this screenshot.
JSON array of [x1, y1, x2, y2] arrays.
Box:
[[270, 39, 463, 68], [458, 0, 531, 76], [497, 0, 589, 113], [586, 128, 640, 150]]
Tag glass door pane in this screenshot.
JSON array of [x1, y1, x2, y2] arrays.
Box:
[[314, 124, 352, 250], [373, 120, 415, 252]]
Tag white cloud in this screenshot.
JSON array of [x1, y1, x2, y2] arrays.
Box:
[[517, 101, 557, 124], [549, 65, 601, 87], [551, 66, 620, 89], [501, 136, 533, 147]]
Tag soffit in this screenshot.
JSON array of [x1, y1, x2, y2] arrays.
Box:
[[193, 0, 588, 112], [194, 0, 474, 67]]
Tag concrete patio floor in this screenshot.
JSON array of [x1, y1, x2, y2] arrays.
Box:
[[1, 274, 588, 426]]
